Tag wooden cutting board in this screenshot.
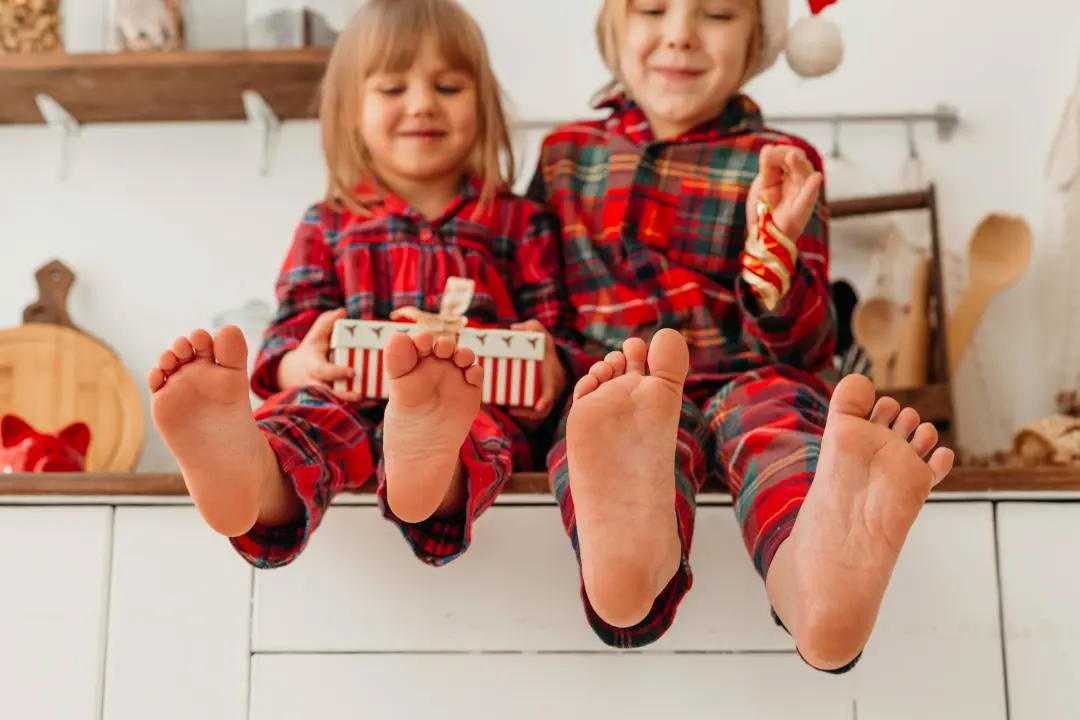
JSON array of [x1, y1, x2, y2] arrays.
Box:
[[0, 260, 144, 471]]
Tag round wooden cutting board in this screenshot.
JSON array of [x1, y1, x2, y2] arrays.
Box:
[[0, 260, 144, 471]]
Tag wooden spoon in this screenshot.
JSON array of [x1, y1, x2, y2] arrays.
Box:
[[947, 214, 1033, 375], [851, 297, 903, 388], [893, 255, 932, 388]]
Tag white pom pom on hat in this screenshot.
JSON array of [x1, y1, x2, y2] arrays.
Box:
[[756, 0, 844, 78]]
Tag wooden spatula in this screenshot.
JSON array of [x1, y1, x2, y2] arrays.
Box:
[[893, 255, 932, 388], [947, 214, 1032, 375], [852, 297, 902, 388]]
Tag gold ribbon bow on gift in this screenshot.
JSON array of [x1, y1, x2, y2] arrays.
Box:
[[389, 277, 476, 336]]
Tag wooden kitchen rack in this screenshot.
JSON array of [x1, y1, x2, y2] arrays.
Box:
[[830, 187, 955, 449]]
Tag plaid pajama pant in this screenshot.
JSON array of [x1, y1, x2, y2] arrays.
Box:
[[230, 385, 531, 568], [549, 363, 859, 673]]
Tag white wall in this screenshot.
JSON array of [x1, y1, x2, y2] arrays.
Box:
[[1, 0, 1077, 471]]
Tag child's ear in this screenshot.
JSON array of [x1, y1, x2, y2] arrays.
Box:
[[58, 422, 91, 457], [1, 415, 34, 448]]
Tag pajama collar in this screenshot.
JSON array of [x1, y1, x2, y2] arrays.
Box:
[[594, 92, 766, 146]]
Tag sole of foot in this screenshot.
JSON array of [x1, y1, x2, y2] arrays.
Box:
[[565, 328, 690, 628], [382, 331, 484, 524], [776, 372, 955, 667], [148, 326, 276, 537]]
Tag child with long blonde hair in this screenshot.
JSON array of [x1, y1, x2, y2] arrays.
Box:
[[147, 0, 586, 568], [532, 0, 956, 671]]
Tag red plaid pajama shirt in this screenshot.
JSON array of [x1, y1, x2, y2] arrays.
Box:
[[530, 93, 840, 651], [232, 174, 587, 568]]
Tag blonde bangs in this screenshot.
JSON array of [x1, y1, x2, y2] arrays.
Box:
[[320, 0, 515, 214]]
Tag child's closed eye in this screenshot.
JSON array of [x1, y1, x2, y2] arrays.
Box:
[[631, 0, 666, 16]]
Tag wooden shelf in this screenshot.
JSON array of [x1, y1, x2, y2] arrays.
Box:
[[0, 49, 329, 125], [830, 190, 934, 218], [3, 467, 1080, 496]]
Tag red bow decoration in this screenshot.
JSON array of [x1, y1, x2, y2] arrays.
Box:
[[808, 0, 837, 13]]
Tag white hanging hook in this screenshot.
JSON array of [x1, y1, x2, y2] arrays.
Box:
[[35, 94, 79, 180], [830, 118, 842, 159], [242, 90, 281, 176], [905, 120, 918, 160]]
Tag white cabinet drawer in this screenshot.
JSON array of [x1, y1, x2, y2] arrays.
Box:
[[252, 500, 1005, 675], [249, 653, 854, 720], [102, 507, 253, 720], [997, 503, 1080, 719], [252, 505, 789, 652], [0, 507, 113, 720], [852, 502, 1006, 720]]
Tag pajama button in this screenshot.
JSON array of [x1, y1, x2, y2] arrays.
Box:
[[419, 228, 433, 241]]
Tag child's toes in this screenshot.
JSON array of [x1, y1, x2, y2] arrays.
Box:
[[172, 336, 195, 364], [621, 338, 648, 374], [433, 336, 456, 360], [411, 331, 435, 357], [452, 345, 475, 368], [157, 349, 180, 374], [588, 359, 616, 384], [927, 447, 956, 486], [464, 364, 484, 388], [869, 396, 900, 426], [147, 367, 166, 392], [604, 351, 627, 377], [385, 331, 421, 379], [891, 407, 921, 439], [574, 374, 601, 400], [909, 422, 939, 458], [188, 329, 214, 360]]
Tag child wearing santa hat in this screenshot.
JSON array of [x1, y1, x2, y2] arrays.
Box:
[[526, 0, 955, 672]]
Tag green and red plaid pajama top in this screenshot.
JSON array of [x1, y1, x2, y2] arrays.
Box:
[[530, 93, 841, 653], [233, 175, 589, 568]]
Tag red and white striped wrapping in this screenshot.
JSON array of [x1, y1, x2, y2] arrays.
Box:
[[330, 319, 546, 408]]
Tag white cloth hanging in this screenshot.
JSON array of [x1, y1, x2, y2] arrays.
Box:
[[1038, 53, 1080, 396]]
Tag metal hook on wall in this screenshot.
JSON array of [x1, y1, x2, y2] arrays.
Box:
[[901, 119, 928, 194]]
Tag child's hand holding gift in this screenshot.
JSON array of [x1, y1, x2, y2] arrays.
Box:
[[276, 308, 365, 403], [742, 144, 824, 311], [508, 319, 567, 427]]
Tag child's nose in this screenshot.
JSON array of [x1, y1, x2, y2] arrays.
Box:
[[405, 86, 437, 115], [662, 11, 697, 49]]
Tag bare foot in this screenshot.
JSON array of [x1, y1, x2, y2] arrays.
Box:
[[149, 326, 282, 537], [565, 328, 689, 628], [768, 373, 955, 668], [382, 331, 483, 524]]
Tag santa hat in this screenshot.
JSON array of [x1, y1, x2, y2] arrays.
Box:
[[757, 0, 844, 78]]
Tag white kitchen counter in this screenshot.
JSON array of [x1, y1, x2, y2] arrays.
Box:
[[0, 479, 1077, 719]]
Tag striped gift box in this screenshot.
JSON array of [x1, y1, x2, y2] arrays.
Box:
[[330, 319, 546, 408]]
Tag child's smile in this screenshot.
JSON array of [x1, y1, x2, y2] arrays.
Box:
[[620, 0, 756, 139]]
